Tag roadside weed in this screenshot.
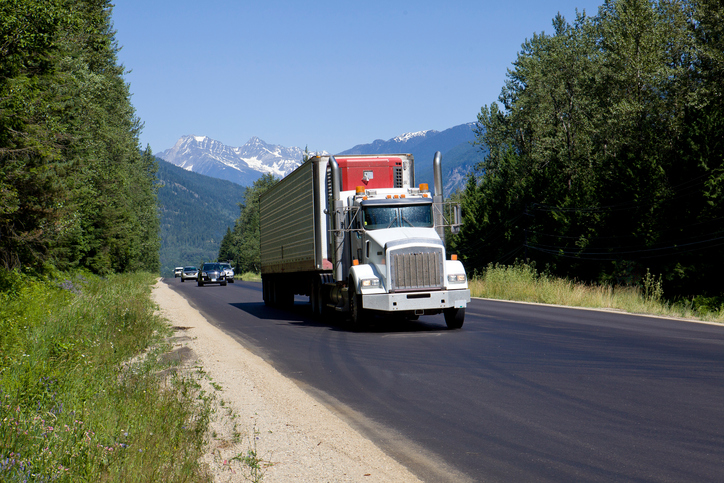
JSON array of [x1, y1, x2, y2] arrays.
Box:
[[0, 271, 213, 482]]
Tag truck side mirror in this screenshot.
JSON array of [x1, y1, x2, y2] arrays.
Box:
[[451, 204, 462, 234]]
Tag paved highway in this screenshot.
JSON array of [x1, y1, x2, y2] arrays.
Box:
[[167, 278, 724, 482]]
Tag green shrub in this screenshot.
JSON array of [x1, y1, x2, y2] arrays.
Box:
[[0, 271, 212, 482], [469, 262, 723, 323]]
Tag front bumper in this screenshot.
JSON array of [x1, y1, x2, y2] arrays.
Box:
[[362, 289, 470, 312], [200, 272, 225, 283]]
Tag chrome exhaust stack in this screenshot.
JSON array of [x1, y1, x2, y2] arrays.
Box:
[[328, 156, 344, 283], [432, 151, 445, 242]]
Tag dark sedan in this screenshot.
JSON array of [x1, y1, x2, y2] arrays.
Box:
[[197, 263, 227, 287]]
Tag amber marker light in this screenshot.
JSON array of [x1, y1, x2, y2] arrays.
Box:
[[451, 254, 458, 260]]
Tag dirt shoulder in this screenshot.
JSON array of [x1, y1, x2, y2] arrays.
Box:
[[151, 279, 422, 483]]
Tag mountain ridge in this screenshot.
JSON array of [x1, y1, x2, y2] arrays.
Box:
[[156, 157, 247, 277], [158, 122, 484, 193], [158, 135, 311, 187]]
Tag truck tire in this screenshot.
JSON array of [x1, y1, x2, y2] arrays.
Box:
[[444, 307, 465, 329], [262, 278, 272, 306], [221, 281, 227, 286], [311, 278, 322, 317], [348, 281, 365, 328], [198, 280, 204, 287], [274, 279, 293, 307]]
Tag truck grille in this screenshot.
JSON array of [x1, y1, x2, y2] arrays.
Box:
[[389, 248, 443, 292]]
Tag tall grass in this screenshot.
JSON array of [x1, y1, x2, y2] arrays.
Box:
[[238, 272, 261, 282], [470, 263, 724, 323], [0, 270, 212, 482]]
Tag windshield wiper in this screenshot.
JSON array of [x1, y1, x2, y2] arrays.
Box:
[[401, 215, 415, 227], [385, 213, 398, 229]]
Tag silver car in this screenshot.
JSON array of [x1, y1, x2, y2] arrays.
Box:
[[180, 266, 198, 282], [219, 262, 235, 283]]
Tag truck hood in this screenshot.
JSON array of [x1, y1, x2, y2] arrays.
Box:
[[365, 227, 444, 250]]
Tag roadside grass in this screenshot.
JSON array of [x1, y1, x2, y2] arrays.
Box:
[[238, 271, 262, 282], [0, 270, 213, 482], [470, 263, 724, 323]]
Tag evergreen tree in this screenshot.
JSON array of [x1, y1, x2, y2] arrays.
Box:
[[220, 174, 278, 274], [454, 0, 724, 297], [0, 0, 160, 274], [218, 226, 234, 263]]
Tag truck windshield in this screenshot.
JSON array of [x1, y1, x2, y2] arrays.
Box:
[[362, 204, 433, 230]]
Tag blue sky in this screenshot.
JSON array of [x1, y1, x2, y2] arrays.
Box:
[[112, 1, 603, 155]]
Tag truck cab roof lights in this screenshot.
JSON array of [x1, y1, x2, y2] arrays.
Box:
[[419, 183, 429, 192], [360, 197, 433, 206], [386, 195, 392, 199], [356, 186, 365, 194], [451, 254, 458, 260]]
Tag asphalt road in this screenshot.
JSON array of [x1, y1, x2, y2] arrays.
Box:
[[167, 277, 724, 482]]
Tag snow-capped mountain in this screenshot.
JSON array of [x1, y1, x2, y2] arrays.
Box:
[[392, 130, 434, 143], [158, 135, 311, 187], [157, 123, 482, 193]]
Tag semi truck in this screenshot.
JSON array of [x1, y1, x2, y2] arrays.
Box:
[[259, 152, 470, 328]]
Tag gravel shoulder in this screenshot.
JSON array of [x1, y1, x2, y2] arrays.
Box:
[[151, 279, 422, 483]]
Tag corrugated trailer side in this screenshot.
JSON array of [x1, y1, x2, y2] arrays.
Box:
[[259, 159, 317, 274]]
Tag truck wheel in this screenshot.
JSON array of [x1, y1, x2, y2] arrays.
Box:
[[221, 281, 227, 286], [198, 280, 204, 287], [275, 281, 293, 307], [349, 283, 365, 328], [444, 307, 465, 329], [311, 279, 322, 317], [181, 278, 184, 282], [262, 278, 272, 306]]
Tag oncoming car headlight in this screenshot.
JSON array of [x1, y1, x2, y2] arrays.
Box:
[[360, 278, 380, 288], [448, 274, 466, 283]]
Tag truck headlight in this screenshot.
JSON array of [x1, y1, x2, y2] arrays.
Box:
[[361, 278, 380, 288], [448, 274, 466, 283]]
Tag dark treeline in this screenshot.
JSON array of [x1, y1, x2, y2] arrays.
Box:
[[453, 0, 723, 299], [0, 0, 159, 275]]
